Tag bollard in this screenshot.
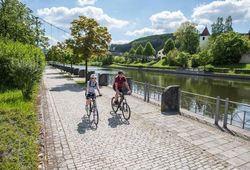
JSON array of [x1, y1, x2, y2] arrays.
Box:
[[99, 74, 109, 86], [73, 68, 79, 75], [78, 69, 85, 77], [223, 98, 229, 128], [214, 96, 220, 125], [161, 85, 180, 114], [144, 83, 147, 101]]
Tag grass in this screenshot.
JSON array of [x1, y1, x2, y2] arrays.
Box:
[[0, 85, 39, 170], [216, 64, 250, 69], [75, 80, 87, 87]]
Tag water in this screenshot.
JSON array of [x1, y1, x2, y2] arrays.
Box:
[[89, 66, 250, 104]]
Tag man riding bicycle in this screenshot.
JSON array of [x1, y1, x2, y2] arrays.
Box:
[[85, 74, 102, 112], [113, 71, 131, 104]]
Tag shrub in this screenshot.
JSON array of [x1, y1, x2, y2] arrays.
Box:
[[176, 52, 190, 68], [0, 37, 45, 99], [113, 56, 126, 64], [191, 54, 200, 68], [234, 69, 250, 74], [204, 64, 215, 72], [213, 68, 230, 73], [165, 49, 179, 66]]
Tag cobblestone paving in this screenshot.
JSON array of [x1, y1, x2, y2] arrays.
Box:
[[42, 67, 250, 170]]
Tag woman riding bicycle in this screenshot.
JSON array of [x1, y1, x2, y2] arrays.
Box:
[[85, 74, 102, 112], [113, 71, 131, 104]]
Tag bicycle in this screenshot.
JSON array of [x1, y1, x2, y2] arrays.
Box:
[[111, 92, 131, 120], [87, 95, 101, 127]]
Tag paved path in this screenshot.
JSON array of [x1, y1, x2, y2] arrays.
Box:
[[42, 66, 250, 170]]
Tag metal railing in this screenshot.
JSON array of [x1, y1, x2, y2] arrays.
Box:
[[107, 74, 250, 130]]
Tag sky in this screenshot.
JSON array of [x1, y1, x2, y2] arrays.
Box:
[[21, 0, 250, 45]]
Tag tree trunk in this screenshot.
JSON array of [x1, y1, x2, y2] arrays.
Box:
[[85, 58, 88, 83]]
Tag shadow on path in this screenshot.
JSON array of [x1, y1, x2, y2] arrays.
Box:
[[108, 111, 129, 128], [77, 115, 97, 134], [49, 83, 83, 92]]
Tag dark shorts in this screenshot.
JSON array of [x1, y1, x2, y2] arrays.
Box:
[[86, 93, 96, 99]]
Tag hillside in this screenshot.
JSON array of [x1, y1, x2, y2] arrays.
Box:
[[110, 33, 174, 53]]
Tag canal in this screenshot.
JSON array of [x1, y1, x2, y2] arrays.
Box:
[[90, 66, 250, 104]]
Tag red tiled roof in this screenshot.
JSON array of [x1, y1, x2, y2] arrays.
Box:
[[200, 27, 210, 36]]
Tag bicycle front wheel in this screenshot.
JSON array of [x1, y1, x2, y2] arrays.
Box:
[[111, 97, 119, 113], [93, 107, 99, 126], [122, 102, 131, 120]]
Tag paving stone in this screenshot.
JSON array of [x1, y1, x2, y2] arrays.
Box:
[[42, 66, 250, 170]]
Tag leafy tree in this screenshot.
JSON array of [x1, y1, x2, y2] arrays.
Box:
[[211, 16, 233, 37], [163, 38, 175, 55], [70, 16, 111, 80], [143, 42, 156, 56], [174, 21, 199, 54], [176, 52, 190, 68], [211, 32, 249, 65], [129, 47, 136, 55], [0, 0, 48, 47], [165, 49, 179, 66], [198, 50, 213, 69], [136, 44, 144, 55], [224, 16, 233, 32]]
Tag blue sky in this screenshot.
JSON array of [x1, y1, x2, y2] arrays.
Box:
[[21, 0, 250, 45]]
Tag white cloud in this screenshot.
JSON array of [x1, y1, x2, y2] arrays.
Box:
[[126, 27, 165, 36], [111, 39, 131, 44], [77, 0, 96, 6], [46, 35, 59, 46], [150, 10, 188, 32], [126, 10, 188, 37], [192, 0, 250, 25], [37, 6, 129, 29]]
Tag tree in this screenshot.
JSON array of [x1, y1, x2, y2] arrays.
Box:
[[70, 16, 111, 80], [198, 50, 213, 69], [163, 38, 175, 55], [176, 52, 190, 68], [129, 47, 136, 55], [143, 42, 156, 56], [174, 21, 199, 54], [0, 0, 48, 47], [224, 16, 233, 32], [211, 16, 233, 37], [211, 32, 249, 65], [136, 44, 144, 55]]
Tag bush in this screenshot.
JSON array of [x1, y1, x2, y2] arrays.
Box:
[[165, 49, 179, 66], [213, 68, 230, 73], [113, 56, 126, 64], [234, 69, 250, 74], [210, 32, 249, 65], [204, 64, 215, 72], [176, 52, 190, 68], [0, 37, 45, 98], [191, 54, 200, 68]]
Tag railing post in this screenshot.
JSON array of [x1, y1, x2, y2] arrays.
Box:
[[223, 98, 229, 128], [214, 96, 220, 125], [243, 111, 246, 129], [147, 84, 150, 103], [144, 83, 147, 101]]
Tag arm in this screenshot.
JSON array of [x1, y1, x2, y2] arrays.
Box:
[[86, 81, 89, 95], [96, 82, 101, 95]]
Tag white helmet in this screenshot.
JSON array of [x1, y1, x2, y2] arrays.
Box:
[[90, 74, 97, 79]]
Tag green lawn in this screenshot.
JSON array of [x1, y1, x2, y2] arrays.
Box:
[[216, 64, 250, 69], [0, 85, 39, 170]]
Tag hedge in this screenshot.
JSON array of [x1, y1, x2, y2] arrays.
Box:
[[234, 69, 250, 74]]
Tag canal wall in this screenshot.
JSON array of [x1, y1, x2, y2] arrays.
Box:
[[105, 65, 250, 81]]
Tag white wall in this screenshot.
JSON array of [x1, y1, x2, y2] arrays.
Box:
[[199, 36, 209, 49], [240, 53, 250, 64]]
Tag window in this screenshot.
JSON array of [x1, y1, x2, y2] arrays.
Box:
[[202, 37, 205, 40]]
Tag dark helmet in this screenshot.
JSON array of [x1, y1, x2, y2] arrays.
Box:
[[118, 70, 124, 75]]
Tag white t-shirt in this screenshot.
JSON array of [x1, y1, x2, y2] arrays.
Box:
[[86, 80, 99, 94]]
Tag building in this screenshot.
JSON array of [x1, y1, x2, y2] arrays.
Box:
[[199, 26, 210, 50]]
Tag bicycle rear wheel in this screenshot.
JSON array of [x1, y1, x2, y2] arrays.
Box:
[[87, 102, 91, 117], [93, 107, 99, 126], [111, 97, 119, 113], [122, 102, 131, 120]]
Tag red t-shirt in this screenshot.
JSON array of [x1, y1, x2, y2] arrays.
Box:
[[113, 76, 127, 90]]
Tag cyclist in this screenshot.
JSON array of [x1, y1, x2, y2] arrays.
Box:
[[113, 71, 131, 104], [85, 74, 102, 112]]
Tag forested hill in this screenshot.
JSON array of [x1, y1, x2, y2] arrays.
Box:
[[110, 33, 173, 53]]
